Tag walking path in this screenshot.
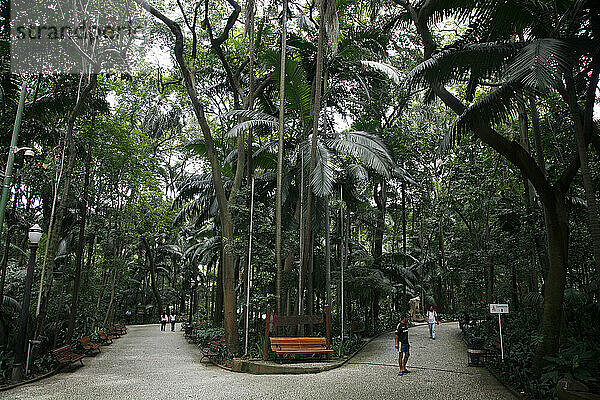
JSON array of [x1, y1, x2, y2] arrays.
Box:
[[6, 322, 515, 400]]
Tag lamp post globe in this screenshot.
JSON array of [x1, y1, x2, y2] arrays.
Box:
[[28, 224, 42, 244], [11, 224, 41, 382]]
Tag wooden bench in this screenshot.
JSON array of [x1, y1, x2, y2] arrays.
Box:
[[115, 324, 127, 334], [79, 336, 101, 356], [270, 337, 333, 360], [107, 326, 123, 338], [350, 322, 365, 336], [484, 337, 503, 361], [51, 345, 84, 368], [263, 305, 332, 362], [184, 322, 204, 340], [200, 336, 225, 362], [97, 330, 114, 345]]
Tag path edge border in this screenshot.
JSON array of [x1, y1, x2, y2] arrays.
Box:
[[0, 368, 59, 392], [213, 328, 394, 375]]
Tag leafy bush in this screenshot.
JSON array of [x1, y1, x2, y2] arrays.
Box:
[[193, 326, 225, 347], [541, 338, 600, 393], [330, 335, 363, 357], [0, 350, 13, 384]]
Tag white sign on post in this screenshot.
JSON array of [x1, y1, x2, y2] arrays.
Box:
[[489, 303, 509, 314], [489, 303, 509, 360]]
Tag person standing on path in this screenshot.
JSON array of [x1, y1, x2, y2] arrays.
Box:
[[170, 312, 177, 331], [395, 313, 410, 376], [160, 312, 168, 331], [427, 305, 439, 339]]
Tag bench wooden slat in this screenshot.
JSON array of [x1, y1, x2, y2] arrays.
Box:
[[79, 336, 101, 355], [200, 336, 225, 362], [269, 337, 332, 355], [97, 330, 114, 345], [51, 345, 84, 367]]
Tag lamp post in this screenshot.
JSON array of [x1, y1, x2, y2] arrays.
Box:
[[11, 223, 42, 382]]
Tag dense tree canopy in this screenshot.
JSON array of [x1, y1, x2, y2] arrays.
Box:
[[1, 0, 599, 396]]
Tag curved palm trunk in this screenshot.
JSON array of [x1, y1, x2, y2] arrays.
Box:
[[396, 0, 584, 376], [139, 0, 240, 353]]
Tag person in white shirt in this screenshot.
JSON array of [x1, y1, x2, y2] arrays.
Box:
[[160, 312, 168, 331], [427, 305, 439, 339], [169, 312, 177, 331]]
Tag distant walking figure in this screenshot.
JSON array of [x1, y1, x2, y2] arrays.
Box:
[[170, 312, 177, 331], [395, 313, 410, 376], [160, 312, 168, 331], [427, 305, 439, 339]]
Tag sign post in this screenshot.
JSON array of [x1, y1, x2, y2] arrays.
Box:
[[489, 303, 509, 360]]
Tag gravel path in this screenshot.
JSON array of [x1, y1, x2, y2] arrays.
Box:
[[6, 322, 515, 400]]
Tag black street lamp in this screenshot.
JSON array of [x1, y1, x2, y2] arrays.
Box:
[[11, 223, 42, 382]]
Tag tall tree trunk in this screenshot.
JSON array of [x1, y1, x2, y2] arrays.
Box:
[[372, 181, 386, 327], [214, 253, 224, 325], [102, 268, 118, 328], [325, 199, 331, 310], [401, 179, 408, 310], [246, 0, 256, 182], [307, 233, 314, 335], [139, 0, 240, 354], [52, 272, 65, 348], [35, 74, 98, 339], [528, 95, 550, 280], [301, 0, 328, 291], [566, 71, 600, 287], [66, 147, 92, 343], [92, 266, 108, 329], [82, 234, 95, 290], [142, 238, 164, 318], [533, 194, 569, 375], [275, 0, 288, 318]]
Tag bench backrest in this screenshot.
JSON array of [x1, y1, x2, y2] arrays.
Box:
[[52, 345, 73, 359], [264, 305, 331, 360], [80, 336, 92, 345], [270, 337, 327, 349]]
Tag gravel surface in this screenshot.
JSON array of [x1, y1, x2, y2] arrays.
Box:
[[5, 322, 515, 400]]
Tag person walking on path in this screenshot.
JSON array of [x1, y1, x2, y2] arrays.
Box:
[[395, 313, 410, 376], [169, 312, 177, 331], [427, 305, 439, 339], [160, 312, 168, 331]]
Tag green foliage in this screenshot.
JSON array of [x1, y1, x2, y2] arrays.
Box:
[[330, 335, 363, 357], [541, 339, 600, 391], [193, 326, 226, 348]]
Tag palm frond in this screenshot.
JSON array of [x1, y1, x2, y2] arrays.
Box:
[[506, 38, 574, 91], [416, 0, 474, 25], [310, 141, 335, 197], [451, 81, 524, 145], [328, 131, 393, 177], [2, 295, 21, 312], [361, 60, 402, 85], [406, 41, 524, 88], [225, 119, 278, 139], [225, 109, 277, 121]]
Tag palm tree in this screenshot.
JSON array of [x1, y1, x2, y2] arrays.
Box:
[[397, 0, 600, 374]]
